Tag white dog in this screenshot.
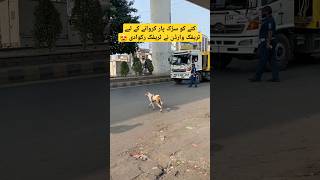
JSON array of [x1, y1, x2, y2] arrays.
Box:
[[145, 91, 164, 112]]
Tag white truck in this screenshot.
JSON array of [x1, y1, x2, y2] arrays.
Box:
[[170, 50, 210, 84], [211, 0, 320, 69]]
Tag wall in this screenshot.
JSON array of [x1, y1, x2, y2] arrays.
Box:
[[0, 0, 20, 48]]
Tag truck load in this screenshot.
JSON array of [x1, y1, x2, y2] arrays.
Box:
[[211, 0, 320, 69]]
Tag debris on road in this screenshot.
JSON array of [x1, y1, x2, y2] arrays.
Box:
[[160, 135, 166, 141], [129, 152, 149, 161], [186, 126, 193, 130], [192, 143, 198, 147], [174, 170, 180, 176]]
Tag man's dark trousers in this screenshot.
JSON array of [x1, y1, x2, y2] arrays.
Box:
[[189, 75, 197, 87], [255, 41, 279, 80]]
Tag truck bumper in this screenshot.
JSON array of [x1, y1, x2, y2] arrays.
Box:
[[211, 36, 259, 55], [170, 72, 191, 80]]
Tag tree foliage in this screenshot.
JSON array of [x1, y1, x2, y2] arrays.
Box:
[[71, 0, 105, 48], [145, 59, 154, 74], [132, 57, 143, 76], [120, 61, 130, 77], [33, 0, 62, 49], [89, 0, 105, 43], [107, 0, 140, 54]]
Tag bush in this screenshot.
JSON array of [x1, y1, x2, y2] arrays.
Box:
[[145, 59, 154, 74], [120, 61, 129, 77], [132, 57, 143, 76], [33, 0, 62, 49]]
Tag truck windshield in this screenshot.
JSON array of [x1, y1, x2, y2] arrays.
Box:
[[212, 0, 255, 10], [172, 54, 190, 65]]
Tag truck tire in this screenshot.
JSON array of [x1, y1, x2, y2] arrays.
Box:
[[212, 54, 232, 70], [174, 79, 182, 84], [274, 34, 293, 70], [196, 72, 202, 83]]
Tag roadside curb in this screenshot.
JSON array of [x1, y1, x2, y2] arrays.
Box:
[[110, 76, 172, 88], [0, 49, 107, 87], [0, 74, 104, 89]]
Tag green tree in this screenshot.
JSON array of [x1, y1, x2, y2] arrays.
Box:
[[71, 0, 105, 48], [89, 0, 105, 43], [71, 0, 91, 49], [120, 61, 130, 77], [33, 0, 62, 49], [145, 59, 154, 74], [132, 57, 143, 76], [107, 0, 140, 54]]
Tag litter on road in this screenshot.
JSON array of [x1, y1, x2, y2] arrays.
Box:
[[129, 152, 148, 161]]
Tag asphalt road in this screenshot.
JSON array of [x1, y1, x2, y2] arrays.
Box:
[[110, 81, 210, 125], [213, 56, 320, 179], [213, 56, 320, 139], [0, 77, 108, 180]]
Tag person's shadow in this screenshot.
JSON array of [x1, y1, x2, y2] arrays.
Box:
[[110, 123, 143, 134]]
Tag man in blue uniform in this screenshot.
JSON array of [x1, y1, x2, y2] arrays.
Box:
[[250, 6, 280, 82], [189, 63, 198, 87]]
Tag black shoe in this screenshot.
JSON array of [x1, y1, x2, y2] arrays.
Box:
[[248, 78, 261, 82], [267, 79, 280, 82]]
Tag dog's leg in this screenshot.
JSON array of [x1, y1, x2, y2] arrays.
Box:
[[151, 102, 155, 110], [156, 103, 163, 112]]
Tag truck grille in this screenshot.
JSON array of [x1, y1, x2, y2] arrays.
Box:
[[211, 23, 245, 34], [172, 69, 186, 72]]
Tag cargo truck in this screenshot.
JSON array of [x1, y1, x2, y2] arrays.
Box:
[[170, 50, 210, 84], [211, 0, 320, 69]]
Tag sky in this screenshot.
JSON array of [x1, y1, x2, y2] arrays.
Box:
[[130, 0, 210, 49]]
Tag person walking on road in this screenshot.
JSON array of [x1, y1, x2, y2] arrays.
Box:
[[189, 63, 198, 88], [249, 6, 280, 82]]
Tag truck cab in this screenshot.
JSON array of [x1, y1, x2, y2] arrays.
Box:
[[211, 0, 296, 69]]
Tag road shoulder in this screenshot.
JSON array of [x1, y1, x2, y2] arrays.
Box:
[[110, 98, 210, 180], [214, 113, 320, 180]]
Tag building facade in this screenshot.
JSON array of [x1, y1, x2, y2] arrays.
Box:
[[174, 34, 210, 51], [110, 54, 133, 77]]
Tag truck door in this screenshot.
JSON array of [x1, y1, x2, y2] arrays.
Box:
[[261, 0, 294, 29], [202, 54, 209, 70], [192, 54, 202, 71]]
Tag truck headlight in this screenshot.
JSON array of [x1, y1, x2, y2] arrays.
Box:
[[247, 17, 259, 30]]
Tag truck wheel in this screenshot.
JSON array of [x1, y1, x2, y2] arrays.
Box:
[[213, 54, 232, 70], [196, 72, 202, 83], [174, 79, 182, 84], [274, 34, 292, 70]]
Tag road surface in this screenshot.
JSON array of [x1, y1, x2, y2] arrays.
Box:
[[110, 81, 210, 125], [0, 77, 107, 180], [213, 57, 320, 179]]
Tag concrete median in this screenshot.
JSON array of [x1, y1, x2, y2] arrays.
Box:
[[110, 75, 172, 88]]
